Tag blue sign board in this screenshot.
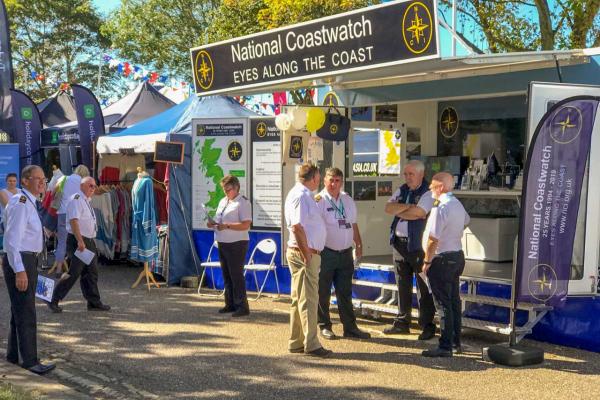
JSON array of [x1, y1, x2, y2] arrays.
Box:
[[0, 144, 20, 189]]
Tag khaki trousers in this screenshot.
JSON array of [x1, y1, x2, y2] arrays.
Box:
[[287, 248, 322, 352]]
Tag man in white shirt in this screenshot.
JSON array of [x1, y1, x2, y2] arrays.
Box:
[[284, 163, 330, 358], [52, 164, 89, 274], [315, 167, 370, 340], [421, 172, 470, 358], [2, 165, 55, 375], [48, 177, 110, 313]]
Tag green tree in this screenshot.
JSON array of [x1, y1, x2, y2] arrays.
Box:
[[5, 0, 111, 102], [441, 0, 600, 52], [102, 0, 220, 80]]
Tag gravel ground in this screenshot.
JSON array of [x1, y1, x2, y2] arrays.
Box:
[[1, 263, 600, 400]]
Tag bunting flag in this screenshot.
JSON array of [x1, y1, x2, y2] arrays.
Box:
[[0, 0, 15, 141], [515, 96, 600, 306], [72, 84, 105, 171], [10, 89, 42, 170]]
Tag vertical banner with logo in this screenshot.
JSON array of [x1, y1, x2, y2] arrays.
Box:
[[10, 89, 42, 170], [0, 143, 20, 188], [72, 84, 105, 170], [250, 118, 281, 229], [0, 0, 14, 139], [191, 118, 248, 229], [516, 96, 600, 306]]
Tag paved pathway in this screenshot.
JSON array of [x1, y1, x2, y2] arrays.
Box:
[[1, 264, 600, 399]]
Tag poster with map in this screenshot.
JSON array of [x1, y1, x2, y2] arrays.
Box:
[[192, 118, 249, 229], [378, 129, 402, 175]]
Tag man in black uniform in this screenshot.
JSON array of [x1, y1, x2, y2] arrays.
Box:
[[48, 177, 110, 313], [383, 160, 437, 340], [3, 165, 55, 374]]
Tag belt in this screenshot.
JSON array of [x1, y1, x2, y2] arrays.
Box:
[[394, 236, 408, 242], [21, 251, 42, 256], [289, 247, 321, 255], [323, 247, 352, 254]]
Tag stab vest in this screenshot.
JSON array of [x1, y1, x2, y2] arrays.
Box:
[[389, 180, 429, 253]]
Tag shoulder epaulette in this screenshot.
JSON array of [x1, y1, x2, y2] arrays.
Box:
[[314, 194, 322, 202], [19, 195, 27, 204], [241, 195, 248, 200], [74, 194, 80, 199], [433, 200, 440, 207]]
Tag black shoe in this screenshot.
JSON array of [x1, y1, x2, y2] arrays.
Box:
[[422, 348, 452, 358], [343, 329, 371, 339], [418, 325, 436, 341], [47, 301, 62, 313], [87, 303, 111, 311], [28, 363, 56, 375], [383, 325, 410, 335], [232, 309, 250, 317], [218, 307, 235, 314], [320, 328, 337, 340], [6, 357, 18, 365], [288, 347, 304, 354], [306, 347, 333, 358]]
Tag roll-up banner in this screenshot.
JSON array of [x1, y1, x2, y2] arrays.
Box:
[[72, 84, 105, 171], [10, 89, 42, 170], [0, 0, 15, 140], [190, 0, 438, 95], [516, 96, 600, 306]]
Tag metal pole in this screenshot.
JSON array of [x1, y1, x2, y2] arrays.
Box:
[[509, 236, 518, 346], [451, 0, 457, 56]]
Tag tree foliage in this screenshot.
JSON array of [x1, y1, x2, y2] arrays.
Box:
[[102, 0, 220, 80], [5, 0, 111, 102], [442, 0, 600, 52]]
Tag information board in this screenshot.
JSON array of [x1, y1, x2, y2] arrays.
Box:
[[154, 141, 185, 164], [0, 144, 20, 189], [250, 118, 281, 229]]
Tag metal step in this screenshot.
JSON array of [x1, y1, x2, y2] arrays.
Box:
[[461, 294, 552, 311], [352, 279, 397, 291], [462, 317, 530, 336]]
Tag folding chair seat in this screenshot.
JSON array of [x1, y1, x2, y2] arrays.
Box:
[[243, 239, 279, 300], [198, 241, 224, 297]]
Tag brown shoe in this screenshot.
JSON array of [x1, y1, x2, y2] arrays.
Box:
[[306, 347, 333, 358]]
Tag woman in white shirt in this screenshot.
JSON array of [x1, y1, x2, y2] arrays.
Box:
[[0, 173, 21, 245], [207, 175, 252, 317]]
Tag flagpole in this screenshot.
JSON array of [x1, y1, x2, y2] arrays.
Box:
[[509, 237, 518, 346]]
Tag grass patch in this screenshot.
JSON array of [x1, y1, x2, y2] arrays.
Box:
[[0, 383, 39, 400]]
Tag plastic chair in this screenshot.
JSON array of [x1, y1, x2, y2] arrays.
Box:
[[244, 239, 279, 300], [198, 241, 224, 297]]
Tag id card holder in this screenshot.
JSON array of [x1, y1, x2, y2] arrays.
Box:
[[338, 219, 351, 229]]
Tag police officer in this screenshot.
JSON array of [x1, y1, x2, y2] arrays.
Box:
[[48, 177, 110, 313], [284, 163, 330, 358], [383, 160, 437, 340], [3, 165, 55, 374], [421, 172, 470, 357], [316, 167, 370, 340]]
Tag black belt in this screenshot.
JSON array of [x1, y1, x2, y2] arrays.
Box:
[[394, 236, 408, 243], [21, 251, 42, 256], [323, 247, 352, 254]]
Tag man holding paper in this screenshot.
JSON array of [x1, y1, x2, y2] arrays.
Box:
[[48, 177, 110, 313]]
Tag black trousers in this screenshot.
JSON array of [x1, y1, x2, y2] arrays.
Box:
[[428, 251, 465, 351], [52, 235, 102, 307], [217, 241, 249, 311], [318, 247, 357, 332], [2, 252, 40, 368], [391, 237, 435, 329]]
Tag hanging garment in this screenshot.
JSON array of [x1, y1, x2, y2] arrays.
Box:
[[130, 176, 158, 262]]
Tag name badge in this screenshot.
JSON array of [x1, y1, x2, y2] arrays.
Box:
[[338, 219, 351, 229]]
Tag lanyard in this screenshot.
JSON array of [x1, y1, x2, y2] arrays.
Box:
[[219, 199, 230, 220], [83, 196, 97, 229], [327, 196, 346, 219]]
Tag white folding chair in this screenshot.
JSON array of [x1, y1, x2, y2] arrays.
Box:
[[243, 239, 279, 300], [198, 241, 224, 297]]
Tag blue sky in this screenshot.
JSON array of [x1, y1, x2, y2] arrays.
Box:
[[93, 0, 120, 15]]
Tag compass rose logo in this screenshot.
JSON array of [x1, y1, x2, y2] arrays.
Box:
[[194, 50, 214, 90], [227, 141, 242, 161], [550, 105, 582, 144], [402, 2, 433, 54], [289, 136, 303, 158], [439, 107, 459, 138], [256, 122, 267, 138], [527, 263, 558, 302], [330, 124, 338, 135]]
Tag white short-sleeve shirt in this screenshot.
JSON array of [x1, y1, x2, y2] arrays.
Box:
[[388, 188, 435, 237], [423, 192, 470, 254], [284, 182, 326, 251], [58, 174, 82, 214], [66, 191, 97, 239], [316, 189, 356, 251], [214, 193, 252, 243]]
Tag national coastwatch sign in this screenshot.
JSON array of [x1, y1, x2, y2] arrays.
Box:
[[190, 0, 438, 95]]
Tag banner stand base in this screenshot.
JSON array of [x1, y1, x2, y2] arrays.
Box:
[[483, 343, 544, 367]]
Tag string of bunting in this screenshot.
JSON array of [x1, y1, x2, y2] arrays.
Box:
[[103, 54, 171, 84]]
